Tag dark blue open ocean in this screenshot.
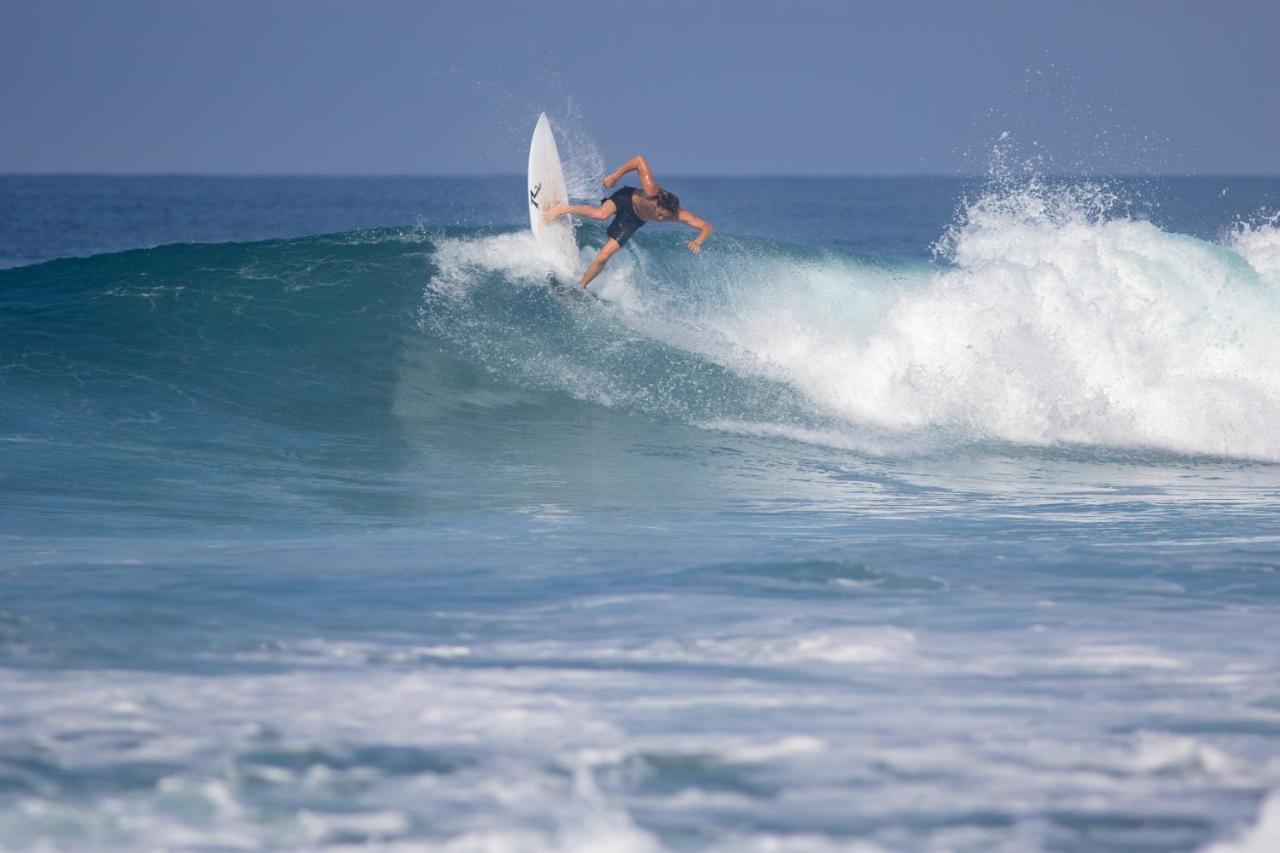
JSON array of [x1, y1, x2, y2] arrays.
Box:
[[3, 170, 1280, 851]]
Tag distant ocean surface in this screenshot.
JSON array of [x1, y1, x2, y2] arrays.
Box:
[[3, 172, 1280, 852]]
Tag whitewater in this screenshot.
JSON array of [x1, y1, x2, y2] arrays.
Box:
[[3, 172, 1280, 851], [429, 183, 1280, 460]]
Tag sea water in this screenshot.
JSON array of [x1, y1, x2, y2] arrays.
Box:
[[3, 172, 1280, 852]]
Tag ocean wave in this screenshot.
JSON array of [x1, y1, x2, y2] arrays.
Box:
[[6, 184, 1280, 466], [423, 183, 1280, 460]]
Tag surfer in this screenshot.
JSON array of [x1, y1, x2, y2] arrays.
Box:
[[544, 155, 713, 288]]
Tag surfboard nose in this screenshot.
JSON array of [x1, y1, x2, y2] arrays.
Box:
[[527, 113, 577, 275]]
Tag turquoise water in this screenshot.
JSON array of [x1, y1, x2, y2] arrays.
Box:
[[3, 174, 1280, 851]]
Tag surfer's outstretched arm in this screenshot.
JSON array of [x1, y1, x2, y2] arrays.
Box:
[[603, 155, 660, 196], [545, 201, 615, 223], [678, 209, 713, 254]]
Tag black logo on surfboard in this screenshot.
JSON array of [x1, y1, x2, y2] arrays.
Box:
[[529, 183, 542, 209]]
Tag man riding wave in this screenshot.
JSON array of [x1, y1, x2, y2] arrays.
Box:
[[544, 155, 713, 288]]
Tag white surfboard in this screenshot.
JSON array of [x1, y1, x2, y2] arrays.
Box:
[[527, 113, 577, 277]]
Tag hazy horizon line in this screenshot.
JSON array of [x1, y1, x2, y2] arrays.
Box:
[[4, 171, 1280, 181]]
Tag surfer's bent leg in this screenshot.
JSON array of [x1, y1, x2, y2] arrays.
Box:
[[545, 201, 615, 223], [579, 239, 622, 288]]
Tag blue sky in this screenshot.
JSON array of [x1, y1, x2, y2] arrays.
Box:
[[2, 0, 1277, 175]]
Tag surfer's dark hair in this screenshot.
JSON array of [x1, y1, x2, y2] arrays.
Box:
[[656, 189, 680, 214]]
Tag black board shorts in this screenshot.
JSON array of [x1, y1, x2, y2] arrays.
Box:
[[604, 187, 646, 247]]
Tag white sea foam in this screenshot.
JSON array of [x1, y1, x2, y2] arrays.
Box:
[[720, 736, 827, 764], [1229, 215, 1280, 285], [1130, 733, 1236, 777], [707, 835, 887, 853], [426, 183, 1280, 461], [0, 666, 644, 850], [4, 620, 1279, 851], [693, 189, 1280, 460], [428, 230, 579, 296], [1054, 643, 1184, 672], [1203, 791, 1280, 853]]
